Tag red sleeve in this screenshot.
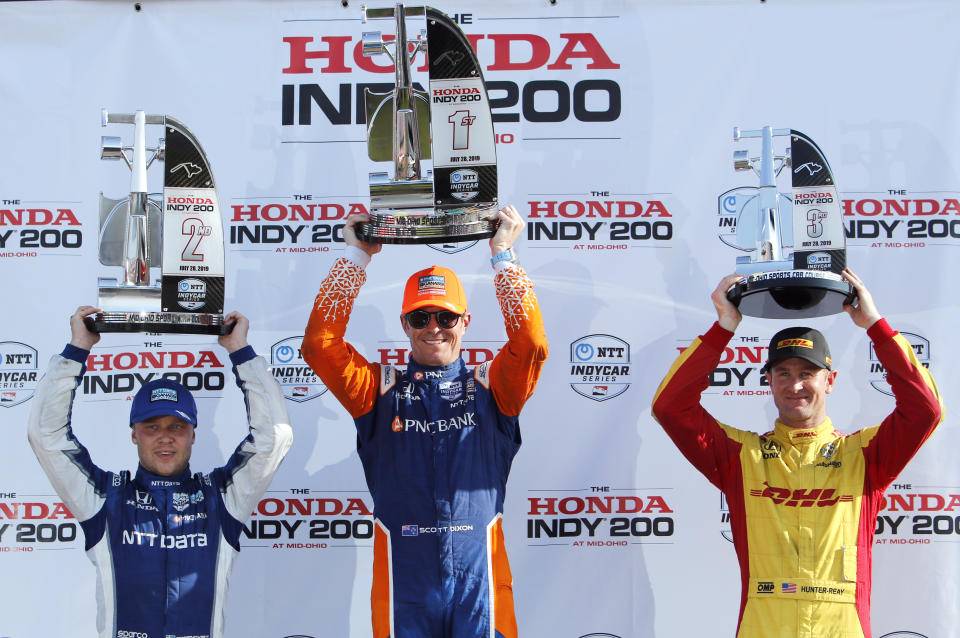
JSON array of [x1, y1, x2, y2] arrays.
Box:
[[862, 318, 943, 487], [487, 264, 549, 417], [650, 322, 741, 490], [302, 257, 380, 419]]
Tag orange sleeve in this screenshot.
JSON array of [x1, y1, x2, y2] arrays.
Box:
[[488, 264, 549, 417], [302, 257, 380, 419]]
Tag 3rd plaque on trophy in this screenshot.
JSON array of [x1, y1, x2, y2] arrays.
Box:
[[357, 3, 499, 244], [719, 126, 855, 319], [88, 109, 230, 334]]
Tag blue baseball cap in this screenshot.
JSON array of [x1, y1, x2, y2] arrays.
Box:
[[129, 379, 198, 427]]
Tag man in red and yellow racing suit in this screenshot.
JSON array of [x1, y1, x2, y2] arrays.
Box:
[[651, 270, 942, 638], [302, 206, 547, 638]]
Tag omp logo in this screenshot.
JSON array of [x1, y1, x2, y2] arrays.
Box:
[[757, 581, 775, 593], [270, 336, 327, 402], [0, 341, 39, 407], [869, 332, 930, 396], [750, 484, 854, 507]]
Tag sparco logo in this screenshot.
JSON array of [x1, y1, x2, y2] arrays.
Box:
[[869, 332, 930, 396], [0, 203, 83, 258], [569, 334, 630, 401], [0, 341, 39, 407], [271, 336, 327, 402]]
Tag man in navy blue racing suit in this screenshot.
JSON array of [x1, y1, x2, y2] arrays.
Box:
[[28, 306, 293, 638]]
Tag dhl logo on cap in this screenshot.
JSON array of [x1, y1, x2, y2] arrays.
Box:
[[777, 338, 814, 349]]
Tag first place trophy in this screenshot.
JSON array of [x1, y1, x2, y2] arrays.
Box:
[[89, 109, 230, 334], [719, 126, 855, 318], [357, 4, 499, 243]]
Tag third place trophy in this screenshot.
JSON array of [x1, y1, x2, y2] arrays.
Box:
[[719, 126, 855, 319]]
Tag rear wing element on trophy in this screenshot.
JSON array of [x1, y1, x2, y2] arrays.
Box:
[[720, 126, 854, 319], [357, 3, 499, 244], [90, 109, 229, 335]]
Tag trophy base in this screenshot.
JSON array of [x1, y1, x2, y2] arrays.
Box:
[[86, 312, 233, 335], [727, 270, 856, 319], [357, 209, 497, 245]]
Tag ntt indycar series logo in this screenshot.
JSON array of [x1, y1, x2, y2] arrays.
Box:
[[0, 341, 39, 407], [177, 278, 207, 310], [569, 334, 631, 401], [868, 332, 930, 396], [270, 337, 327, 402]]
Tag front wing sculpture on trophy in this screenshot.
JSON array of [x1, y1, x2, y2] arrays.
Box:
[[357, 3, 499, 244], [719, 126, 855, 319], [89, 109, 230, 334]]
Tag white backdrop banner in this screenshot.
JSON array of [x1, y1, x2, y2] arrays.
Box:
[[1, 1, 957, 637]]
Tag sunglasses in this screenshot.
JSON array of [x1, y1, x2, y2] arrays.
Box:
[[405, 309, 462, 330]]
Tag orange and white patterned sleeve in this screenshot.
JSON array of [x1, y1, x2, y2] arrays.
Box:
[[487, 262, 549, 417], [302, 247, 380, 419]]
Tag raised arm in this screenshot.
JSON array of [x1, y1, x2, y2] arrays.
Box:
[[27, 306, 112, 522], [485, 206, 549, 417], [651, 276, 746, 489], [301, 214, 382, 418], [841, 269, 943, 485], [214, 312, 294, 524]]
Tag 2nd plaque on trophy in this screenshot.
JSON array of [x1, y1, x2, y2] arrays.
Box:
[[719, 126, 855, 319], [358, 4, 499, 244], [89, 109, 230, 335]]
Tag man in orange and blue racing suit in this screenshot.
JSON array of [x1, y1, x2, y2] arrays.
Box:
[[302, 205, 547, 638], [651, 270, 942, 638]]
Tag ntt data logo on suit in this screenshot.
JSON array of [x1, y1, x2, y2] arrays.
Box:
[[0, 342, 39, 407], [270, 337, 327, 402], [868, 332, 930, 396], [569, 335, 631, 400]]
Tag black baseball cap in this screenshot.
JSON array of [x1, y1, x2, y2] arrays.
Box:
[[760, 326, 832, 374]]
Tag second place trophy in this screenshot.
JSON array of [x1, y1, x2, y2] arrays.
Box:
[[89, 109, 230, 335]]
